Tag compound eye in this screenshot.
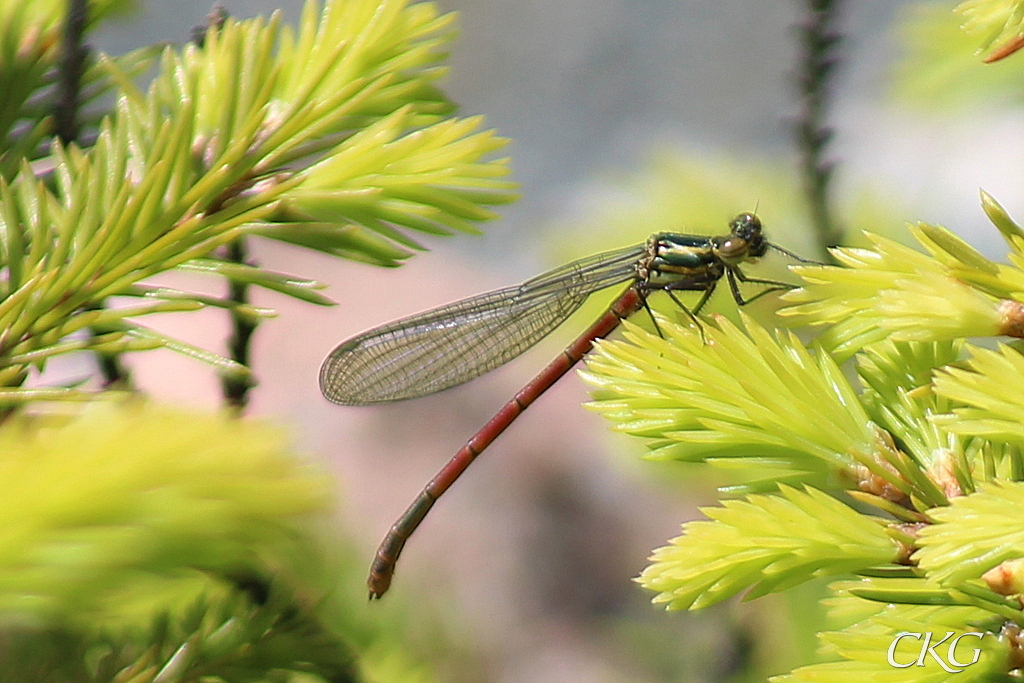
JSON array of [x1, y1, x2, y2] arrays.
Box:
[[717, 236, 748, 260], [730, 212, 761, 238]]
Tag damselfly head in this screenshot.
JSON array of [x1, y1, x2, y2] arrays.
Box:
[[715, 212, 766, 263]]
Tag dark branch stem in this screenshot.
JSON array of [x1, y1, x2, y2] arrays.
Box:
[[54, 0, 88, 145], [221, 238, 257, 411], [794, 0, 845, 260]]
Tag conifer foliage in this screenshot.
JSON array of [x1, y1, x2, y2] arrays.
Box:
[[0, 1, 512, 680]]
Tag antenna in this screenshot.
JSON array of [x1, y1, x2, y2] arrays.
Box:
[[767, 242, 825, 264]]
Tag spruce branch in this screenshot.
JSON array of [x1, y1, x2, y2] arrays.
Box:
[[780, 200, 1024, 359], [916, 482, 1024, 589], [0, 0, 515, 403], [776, 598, 1009, 682], [856, 340, 963, 407], [586, 310, 989, 516], [0, 401, 332, 620], [639, 484, 898, 610], [582, 313, 886, 492], [854, 340, 985, 499], [0, 588, 362, 682], [934, 341, 1024, 445]]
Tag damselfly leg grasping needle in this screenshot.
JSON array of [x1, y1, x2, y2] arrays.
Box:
[[320, 212, 813, 598]]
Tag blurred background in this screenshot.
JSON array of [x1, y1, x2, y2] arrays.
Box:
[[58, 1, 1024, 681]]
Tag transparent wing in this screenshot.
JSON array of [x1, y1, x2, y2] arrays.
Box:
[[320, 243, 645, 404]]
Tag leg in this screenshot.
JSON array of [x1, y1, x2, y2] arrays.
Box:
[[665, 281, 716, 343], [666, 291, 706, 343], [727, 267, 795, 306], [689, 281, 717, 316], [639, 289, 665, 338]]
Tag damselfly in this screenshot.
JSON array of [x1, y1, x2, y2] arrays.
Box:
[[320, 212, 811, 598]]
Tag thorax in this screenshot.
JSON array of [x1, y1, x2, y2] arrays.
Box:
[[638, 233, 724, 288]]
